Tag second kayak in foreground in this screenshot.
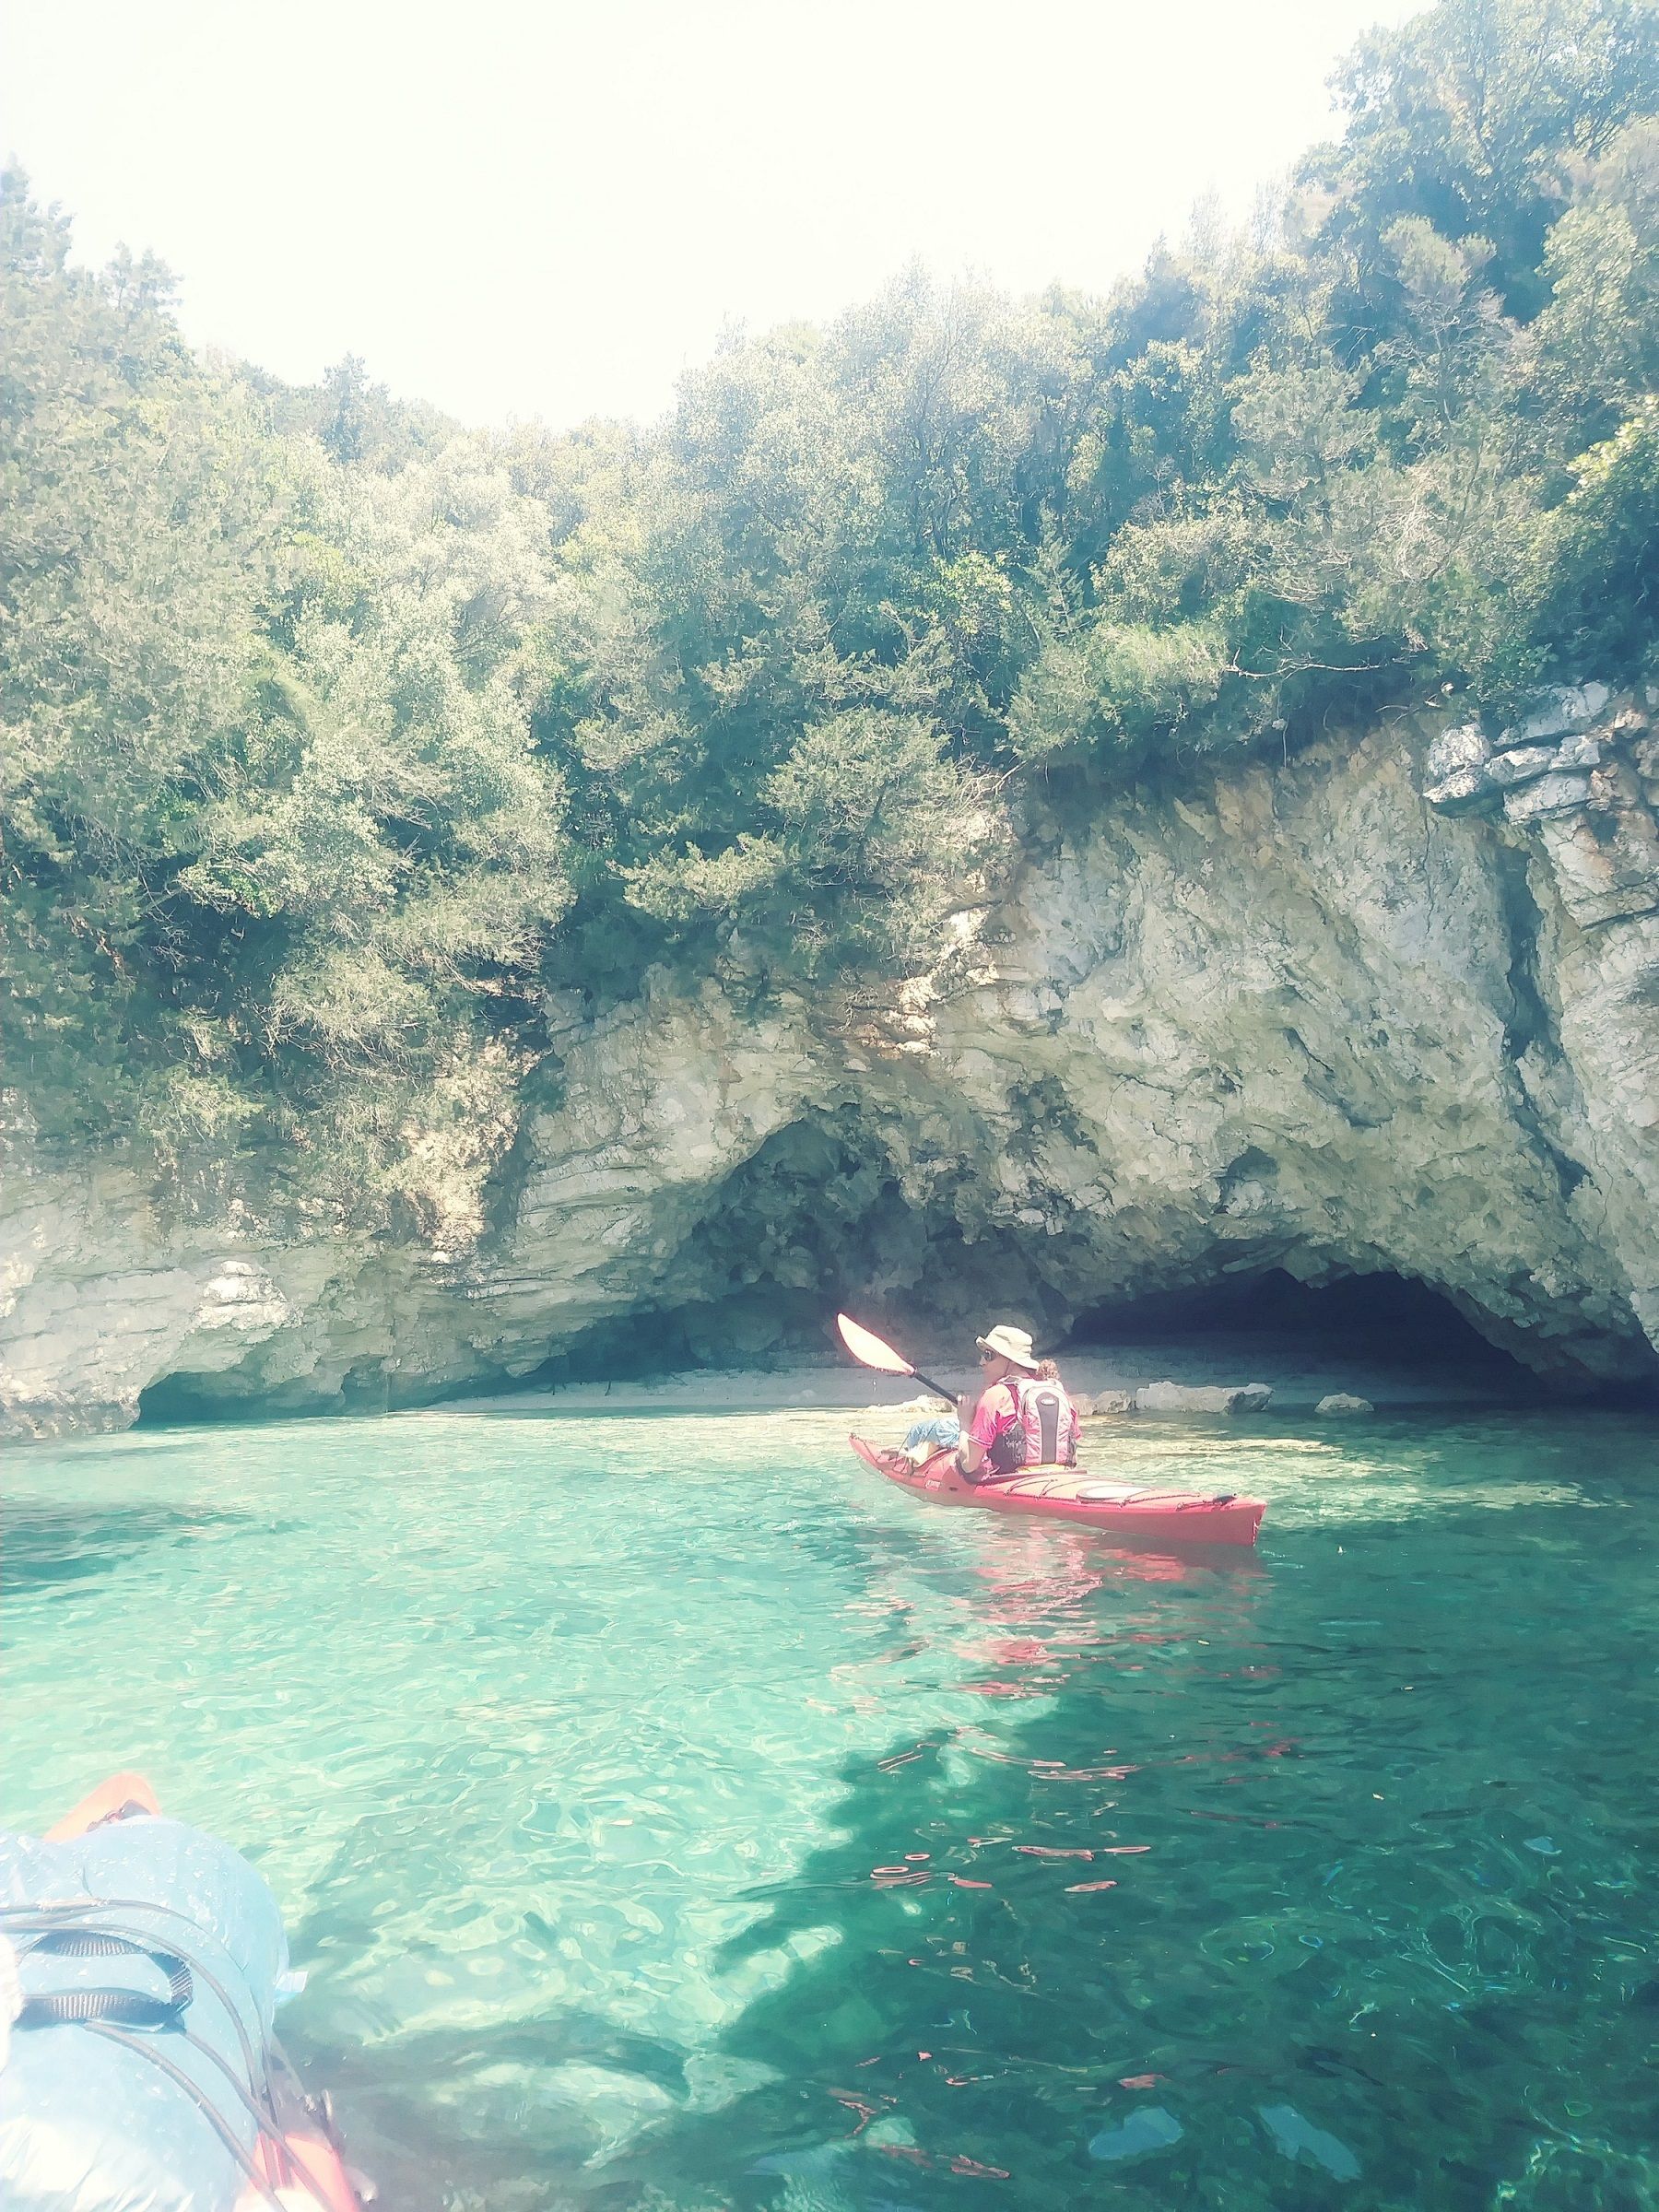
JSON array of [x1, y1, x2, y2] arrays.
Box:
[[851, 1436, 1265, 1547]]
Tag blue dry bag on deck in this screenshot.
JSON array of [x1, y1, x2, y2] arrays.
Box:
[[0, 1817, 289, 2212]]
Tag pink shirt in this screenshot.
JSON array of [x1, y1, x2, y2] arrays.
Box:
[[968, 1382, 1021, 1458]]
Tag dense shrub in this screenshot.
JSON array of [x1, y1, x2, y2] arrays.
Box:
[[4, 0, 1654, 1233]]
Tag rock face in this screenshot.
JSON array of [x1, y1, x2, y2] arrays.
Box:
[[1084, 1390, 1136, 1417], [6, 687, 1659, 1438], [1133, 1382, 1274, 1417]]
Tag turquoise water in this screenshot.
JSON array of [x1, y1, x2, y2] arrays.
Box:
[[6, 1405, 1657, 2210]]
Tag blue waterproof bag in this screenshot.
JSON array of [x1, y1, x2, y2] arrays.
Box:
[[0, 1817, 289, 2212]]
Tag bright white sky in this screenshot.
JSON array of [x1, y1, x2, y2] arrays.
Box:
[[5, 0, 1419, 429]]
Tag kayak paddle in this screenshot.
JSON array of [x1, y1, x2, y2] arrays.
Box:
[[836, 1313, 958, 1406]]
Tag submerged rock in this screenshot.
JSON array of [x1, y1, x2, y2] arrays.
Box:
[[1258, 2103, 1361, 2182], [1088, 2107, 1184, 2163]]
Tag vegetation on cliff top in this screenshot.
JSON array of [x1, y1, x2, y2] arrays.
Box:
[[4, 0, 1656, 1237]]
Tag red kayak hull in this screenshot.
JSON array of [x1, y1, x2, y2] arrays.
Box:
[[850, 1436, 1265, 1547]]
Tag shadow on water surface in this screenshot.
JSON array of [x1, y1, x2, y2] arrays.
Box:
[[288, 1491, 1659, 2212], [285, 2008, 698, 2209], [1, 1500, 258, 1597], [604, 1582, 1651, 2212], [243, 1433, 1659, 2212]]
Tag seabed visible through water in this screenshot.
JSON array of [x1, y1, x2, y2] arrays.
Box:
[[6, 1404, 1655, 2210]]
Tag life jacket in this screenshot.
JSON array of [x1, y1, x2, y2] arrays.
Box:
[[987, 1376, 1078, 1473]]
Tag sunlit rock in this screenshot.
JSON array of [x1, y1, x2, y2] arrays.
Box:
[[1134, 1381, 1274, 1416], [6, 689, 1659, 1436], [1487, 744, 1567, 787], [1503, 771, 1595, 821]]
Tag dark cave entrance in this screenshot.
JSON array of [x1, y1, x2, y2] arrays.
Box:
[[136, 1372, 253, 1426], [1067, 1267, 1535, 1382]]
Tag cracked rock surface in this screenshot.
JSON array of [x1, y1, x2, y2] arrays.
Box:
[[5, 689, 1658, 1438]]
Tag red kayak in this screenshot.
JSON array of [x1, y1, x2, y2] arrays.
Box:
[[851, 1437, 1265, 1547]]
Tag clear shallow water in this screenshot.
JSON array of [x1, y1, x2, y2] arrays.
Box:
[[5, 1406, 1657, 2211]]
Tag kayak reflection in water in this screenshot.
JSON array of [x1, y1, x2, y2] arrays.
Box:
[[956, 1325, 1080, 1486]]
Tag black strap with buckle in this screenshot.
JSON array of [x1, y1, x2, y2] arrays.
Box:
[[16, 1928, 194, 2030]]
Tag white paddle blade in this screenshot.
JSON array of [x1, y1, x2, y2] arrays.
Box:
[[836, 1313, 915, 1377]]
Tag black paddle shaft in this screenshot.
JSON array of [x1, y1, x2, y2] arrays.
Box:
[[910, 1366, 958, 1405]]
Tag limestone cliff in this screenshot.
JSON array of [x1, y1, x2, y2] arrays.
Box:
[[6, 686, 1657, 1437]]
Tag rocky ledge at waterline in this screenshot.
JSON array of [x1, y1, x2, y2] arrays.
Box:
[[6, 687, 1659, 1441]]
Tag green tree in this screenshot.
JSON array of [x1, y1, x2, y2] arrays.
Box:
[[6, 0, 1658, 1241]]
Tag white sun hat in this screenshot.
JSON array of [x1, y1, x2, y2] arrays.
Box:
[[975, 1324, 1041, 1371]]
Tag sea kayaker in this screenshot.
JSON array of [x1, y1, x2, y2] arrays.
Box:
[[956, 1324, 1079, 1482]]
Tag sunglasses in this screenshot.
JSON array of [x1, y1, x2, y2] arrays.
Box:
[[976, 1349, 999, 1364]]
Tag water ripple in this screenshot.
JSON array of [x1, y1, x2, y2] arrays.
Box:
[[5, 1406, 1655, 2209]]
